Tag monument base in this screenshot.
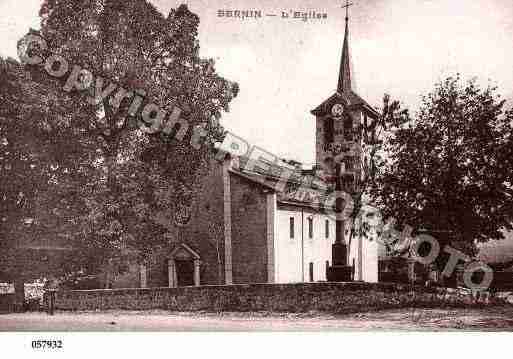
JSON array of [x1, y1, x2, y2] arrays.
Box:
[[327, 265, 353, 282], [332, 242, 347, 266]]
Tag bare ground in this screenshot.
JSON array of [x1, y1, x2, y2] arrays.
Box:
[[2, 306, 513, 331]]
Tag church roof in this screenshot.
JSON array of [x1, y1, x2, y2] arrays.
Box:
[[311, 16, 380, 120], [228, 156, 333, 210], [338, 17, 352, 93], [311, 91, 379, 119]]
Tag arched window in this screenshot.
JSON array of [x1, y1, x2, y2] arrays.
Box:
[[308, 217, 313, 239], [344, 114, 353, 141], [324, 117, 334, 143]]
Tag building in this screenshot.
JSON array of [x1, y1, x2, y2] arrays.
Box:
[[109, 11, 381, 289]]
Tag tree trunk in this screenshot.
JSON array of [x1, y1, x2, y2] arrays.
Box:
[[13, 276, 25, 312]]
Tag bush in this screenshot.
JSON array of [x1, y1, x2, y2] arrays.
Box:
[[59, 275, 102, 290]]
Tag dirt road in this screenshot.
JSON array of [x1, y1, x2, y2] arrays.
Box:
[[2, 306, 513, 331]]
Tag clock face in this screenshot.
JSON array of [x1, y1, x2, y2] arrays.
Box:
[[331, 103, 344, 117]]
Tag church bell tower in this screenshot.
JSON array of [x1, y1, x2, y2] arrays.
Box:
[[314, 2, 380, 281], [311, 3, 379, 193]]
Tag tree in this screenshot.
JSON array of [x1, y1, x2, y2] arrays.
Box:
[[1, 1, 238, 304], [0, 56, 95, 308], [369, 75, 513, 264], [319, 92, 403, 271], [16, 1, 237, 287]]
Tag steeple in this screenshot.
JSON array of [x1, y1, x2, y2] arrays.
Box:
[[337, 3, 352, 93], [311, 0, 378, 120]]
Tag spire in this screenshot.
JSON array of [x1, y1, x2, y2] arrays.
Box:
[[312, 1, 379, 119], [338, 2, 353, 93]]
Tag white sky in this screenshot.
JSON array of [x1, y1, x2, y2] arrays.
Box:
[[1, 0, 513, 164]]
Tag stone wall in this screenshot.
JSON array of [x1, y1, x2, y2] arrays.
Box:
[[0, 293, 15, 312], [45, 282, 502, 313]]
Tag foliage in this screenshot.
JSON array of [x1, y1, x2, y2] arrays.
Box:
[[0, 57, 94, 282], [369, 75, 513, 257], [35, 0, 237, 266], [1, 1, 238, 292], [343, 94, 405, 256]]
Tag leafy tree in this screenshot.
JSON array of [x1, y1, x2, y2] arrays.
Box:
[[0, 56, 95, 308], [369, 75, 513, 262], [33, 1, 235, 285], [342, 94, 403, 261], [1, 0, 238, 303]]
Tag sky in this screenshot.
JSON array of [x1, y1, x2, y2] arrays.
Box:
[[1, 0, 513, 165], [1, 0, 513, 259]]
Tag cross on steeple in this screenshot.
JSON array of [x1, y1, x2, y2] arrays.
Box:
[[342, 0, 353, 22], [338, 0, 354, 93]]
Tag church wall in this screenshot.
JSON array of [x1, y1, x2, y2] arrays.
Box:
[[178, 157, 227, 286], [111, 262, 142, 289], [143, 157, 227, 288], [229, 174, 269, 284], [275, 207, 303, 283], [365, 234, 379, 283], [302, 210, 335, 282], [348, 220, 379, 283], [146, 254, 169, 288], [315, 116, 325, 169], [275, 204, 335, 283]]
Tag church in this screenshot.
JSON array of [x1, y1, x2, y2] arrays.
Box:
[[110, 10, 382, 289]]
